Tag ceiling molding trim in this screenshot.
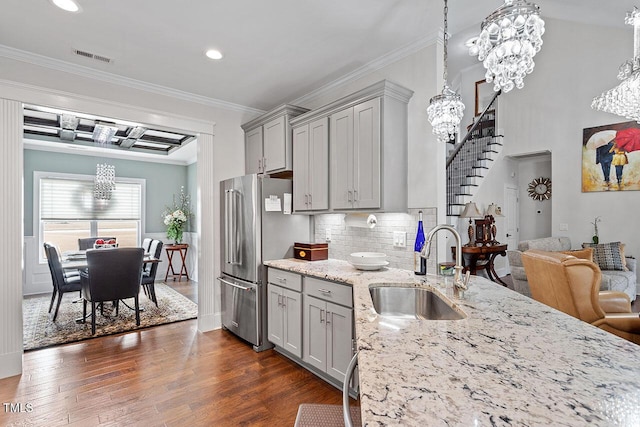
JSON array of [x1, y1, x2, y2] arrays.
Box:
[[23, 139, 194, 166], [0, 44, 265, 116], [291, 31, 439, 106], [0, 78, 215, 134]]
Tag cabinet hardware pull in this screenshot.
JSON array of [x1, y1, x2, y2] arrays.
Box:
[[258, 159, 262, 172], [263, 157, 266, 171], [277, 276, 287, 283], [320, 309, 325, 323], [277, 294, 282, 306], [305, 194, 309, 205], [353, 189, 358, 201], [326, 312, 331, 324], [347, 190, 352, 202], [318, 288, 332, 294], [308, 193, 312, 205]]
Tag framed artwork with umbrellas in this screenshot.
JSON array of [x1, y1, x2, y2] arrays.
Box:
[[582, 121, 640, 192]]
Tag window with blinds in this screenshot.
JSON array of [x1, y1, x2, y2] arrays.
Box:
[[40, 177, 141, 220], [37, 173, 144, 259]]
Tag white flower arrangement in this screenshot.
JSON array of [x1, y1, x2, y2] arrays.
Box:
[[162, 187, 192, 243]]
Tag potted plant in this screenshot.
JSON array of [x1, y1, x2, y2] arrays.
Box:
[[163, 187, 192, 244]]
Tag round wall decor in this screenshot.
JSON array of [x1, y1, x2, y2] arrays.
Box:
[[528, 177, 551, 201]]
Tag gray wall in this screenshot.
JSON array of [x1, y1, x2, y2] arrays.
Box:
[[187, 161, 197, 232], [24, 149, 190, 235]]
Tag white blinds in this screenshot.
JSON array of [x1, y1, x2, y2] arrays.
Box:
[[40, 177, 141, 220]]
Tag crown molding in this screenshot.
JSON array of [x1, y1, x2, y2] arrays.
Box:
[[291, 31, 439, 107], [0, 44, 265, 116]]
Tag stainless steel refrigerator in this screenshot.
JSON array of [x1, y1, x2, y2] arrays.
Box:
[[218, 174, 311, 351]]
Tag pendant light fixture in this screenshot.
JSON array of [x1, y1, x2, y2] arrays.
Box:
[[92, 121, 118, 200], [427, 0, 465, 144], [592, 8, 640, 122], [469, 0, 545, 93]]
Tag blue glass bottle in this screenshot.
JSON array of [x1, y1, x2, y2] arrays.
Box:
[[414, 211, 426, 275]]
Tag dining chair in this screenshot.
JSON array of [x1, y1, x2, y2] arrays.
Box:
[[142, 238, 152, 253], [78, 237, 117, 250], [80, 247, 144, 334], [142, 239, 164, 306], [44, 243, 82, 321]]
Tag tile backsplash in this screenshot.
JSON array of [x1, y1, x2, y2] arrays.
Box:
[[313, 209, 437, 272]]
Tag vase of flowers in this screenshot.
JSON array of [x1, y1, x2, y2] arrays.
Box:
[[163, 187, 192, 244], [591, 216, 601, 244]]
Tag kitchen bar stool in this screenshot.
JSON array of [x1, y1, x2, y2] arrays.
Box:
[[294, 353, 360, 427]]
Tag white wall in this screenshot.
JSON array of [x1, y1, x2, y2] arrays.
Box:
[[453, 18, 639, 285], [516, 156, 552, 241]]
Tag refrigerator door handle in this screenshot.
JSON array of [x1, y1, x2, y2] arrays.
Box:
[[225, 189, 242, 265], [217, 277, 253, 292]]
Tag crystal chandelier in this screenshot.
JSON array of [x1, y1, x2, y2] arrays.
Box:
[[469, 0, 545, 93], [94, 163, 116, 200], [92, 122, 118, 200], [592, 8, 640, 122], [427, 0, 465, 143]]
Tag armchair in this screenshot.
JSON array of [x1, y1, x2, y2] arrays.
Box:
[[522, 249, 640, 345], [141, 239, 163, 306], [44, 243, 81, 321], [80, 248, 144, 334]]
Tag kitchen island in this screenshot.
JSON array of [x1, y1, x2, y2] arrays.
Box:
[[264, 258, 640, 426]]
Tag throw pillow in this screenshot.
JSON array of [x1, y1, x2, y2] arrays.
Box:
[[581, 242, 627, 271], [560, 248, 594, 262]]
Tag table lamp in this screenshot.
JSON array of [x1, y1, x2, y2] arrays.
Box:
[[485, 203, 504, 244], [459, 202, 483, 246]]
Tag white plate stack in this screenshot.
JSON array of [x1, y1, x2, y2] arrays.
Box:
[[349, 252, 389, 271]]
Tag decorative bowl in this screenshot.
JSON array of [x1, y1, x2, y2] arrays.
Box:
[[349, 252, 387, 265]]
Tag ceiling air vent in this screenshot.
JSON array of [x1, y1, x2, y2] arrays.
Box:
[[72, 48, 113, 64]]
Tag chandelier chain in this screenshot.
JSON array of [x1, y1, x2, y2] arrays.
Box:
[[443, 0, 449, 83]]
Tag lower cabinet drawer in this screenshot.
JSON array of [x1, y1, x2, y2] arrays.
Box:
[[268, 268, 302, 292], [304, 277, 352, 307]]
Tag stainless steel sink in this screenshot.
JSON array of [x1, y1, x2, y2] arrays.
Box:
[[369, 285, 466, 320]]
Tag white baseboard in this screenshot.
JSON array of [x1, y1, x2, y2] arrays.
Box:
[[198, 312, 221, 332], [0, 351, 22, 379]]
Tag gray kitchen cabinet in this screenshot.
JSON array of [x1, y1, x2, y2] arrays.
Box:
[[290, 80, 413, 212], [292, 117, 329, 211], [330, 98, 380, 210], [242, 104, 308, 175], [303, 279, 354, 383], [267, 269, 303, 358], [268, 284, 302, 358]]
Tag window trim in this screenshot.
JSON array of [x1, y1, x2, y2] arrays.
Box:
[[34, 171, 146, 263]]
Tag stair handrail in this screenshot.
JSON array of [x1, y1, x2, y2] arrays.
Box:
[[446, 89, 501, 168]]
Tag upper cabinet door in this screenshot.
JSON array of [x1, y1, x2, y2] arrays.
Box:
[[330, 108, 354, 210], [292, 124, 310, 211], [353, 98, 381, 209], [309, 117, 329, 211], [263, 116, 286, 173], [245, 127, 263, 174]]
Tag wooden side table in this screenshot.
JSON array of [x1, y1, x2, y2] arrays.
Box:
[[451, 244, 508, 287], [165, 244, 190, 281]]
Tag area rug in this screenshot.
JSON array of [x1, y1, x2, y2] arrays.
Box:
[[23, 283, 197, 351]]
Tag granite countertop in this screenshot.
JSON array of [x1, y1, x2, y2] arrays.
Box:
[[264, 258, 640, 426]]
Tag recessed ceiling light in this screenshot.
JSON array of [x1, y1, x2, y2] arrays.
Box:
[[51, 0, 80, 12], [205, 49, 223, 60]]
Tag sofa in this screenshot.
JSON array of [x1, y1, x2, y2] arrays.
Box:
[[507, 237, 637, 301]]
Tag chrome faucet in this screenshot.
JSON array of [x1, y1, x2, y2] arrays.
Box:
[[420, 224, 470, 292]]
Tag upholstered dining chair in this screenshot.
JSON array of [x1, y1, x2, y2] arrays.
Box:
[[77, 237, 117, 250], [522, 249, 640, 345], [44, 243, 82, 321], [80, 247, 144, 335], [142, 238, 152, 253], [141, 239, 163, 306]]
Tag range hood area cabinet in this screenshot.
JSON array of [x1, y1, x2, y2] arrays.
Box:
[[290, 80, 413, 213], [242, 104, 309, 175]]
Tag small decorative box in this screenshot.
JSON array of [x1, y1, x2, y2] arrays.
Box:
[[294, 242, 328, 261]]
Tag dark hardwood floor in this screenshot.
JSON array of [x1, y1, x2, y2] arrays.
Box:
[[3, 280, 348, 426]]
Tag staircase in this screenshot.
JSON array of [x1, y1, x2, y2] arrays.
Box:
[[446, 91, 502, 217]]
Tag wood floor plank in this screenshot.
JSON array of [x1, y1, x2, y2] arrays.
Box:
[[1, 320, 352, 426]]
